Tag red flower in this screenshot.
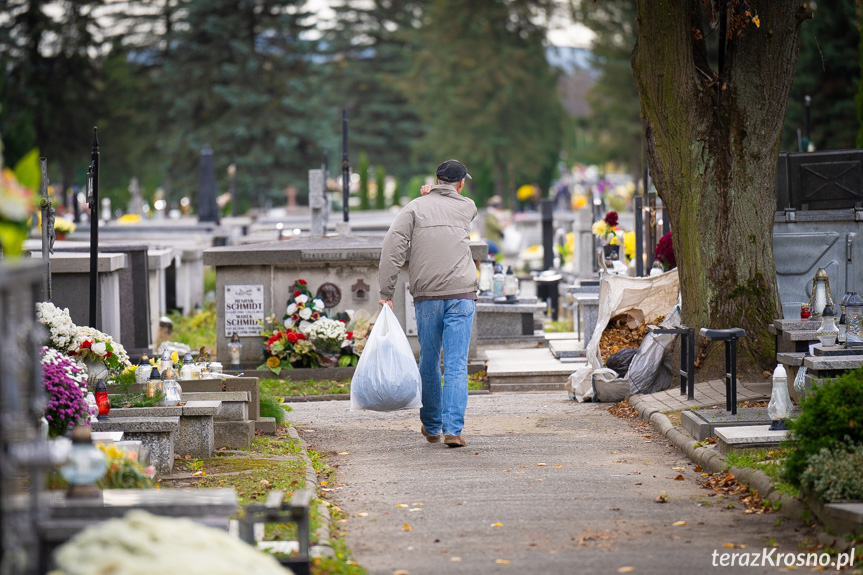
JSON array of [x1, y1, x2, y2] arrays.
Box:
[[346, 331, 353, 340], [297, 333, 306, 341], [311, 312, 320, 321], [655, 231, 676, 269], [291, 313, 300, 322], [298, 279, 307, 286], [604, 211, 619, 228], [287, 332, 299, 343], [267, 333, 283, 347], [338, 318, 348, 324], [294, 291, 301, 297], [79, 340, 93, 350], [105, 351, 113, 359]]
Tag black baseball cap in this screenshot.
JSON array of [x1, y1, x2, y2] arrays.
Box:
[[436, 159, 472, 183]]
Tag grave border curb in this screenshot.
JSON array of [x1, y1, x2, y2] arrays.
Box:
[[628, 394, 816, 537], [287, 425, 335, 559]]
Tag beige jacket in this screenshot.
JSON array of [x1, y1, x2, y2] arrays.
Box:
[[379, 185, 478, 300]]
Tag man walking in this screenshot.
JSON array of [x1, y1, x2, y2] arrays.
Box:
[[378, 159, 477, 448]]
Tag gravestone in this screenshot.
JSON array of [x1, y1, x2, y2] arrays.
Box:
[[774, 149, 863, 318], [309, 169, 328, 237], [128, 177, 144, 216], [197, 145, 220, 224]]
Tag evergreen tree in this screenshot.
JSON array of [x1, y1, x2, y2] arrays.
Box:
[[159, 0, 333, 208], [324, 0, 425, 183], [0, 0, 105, 199], [358, 152, 370, 209], [404, 0, 563, 209], [781, 0, 859, 151]]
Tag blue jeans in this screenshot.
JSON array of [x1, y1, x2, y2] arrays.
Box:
[[414, 298, 475, 437]]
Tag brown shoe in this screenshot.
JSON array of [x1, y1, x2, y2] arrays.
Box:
[[444, 435, 466, 448], [421, 425, 441, 443]]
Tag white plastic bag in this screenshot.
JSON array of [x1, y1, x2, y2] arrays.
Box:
[[350, 305, 422, 411]]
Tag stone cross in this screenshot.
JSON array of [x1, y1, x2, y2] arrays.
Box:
[[309, 169, 328, 237], [127, 177, 144, 215]]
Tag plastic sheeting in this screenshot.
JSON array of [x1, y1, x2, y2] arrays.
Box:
[[566, 269, 680, 402]]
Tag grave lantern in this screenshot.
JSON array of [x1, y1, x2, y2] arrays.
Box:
[[478, 256, 494, 295], [94, 379, 110, 420], [767, 365, 792, 431], [229, 332, 243, 371], [807, 267, 834, 318], [815, 305, 839, 347], [838, 292, 853, 344], [845, 292, 863, 348], [60, 424, 107, 499]]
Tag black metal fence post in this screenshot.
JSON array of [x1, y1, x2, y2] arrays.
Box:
[[341, 110, 350, 223], [88, 127, 100, 329]]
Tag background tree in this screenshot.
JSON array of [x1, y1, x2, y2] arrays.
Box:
[[0, 0, 105, 203], [324, 0, 425, 182], [405, 0, 564, 208], [158, 0, 332, 208], [782, 0, 860, 151], [632, 1, 811, 375], [571, 0, 642, 176]]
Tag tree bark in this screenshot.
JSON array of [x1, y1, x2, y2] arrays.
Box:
[[632, 1, 810, 376]]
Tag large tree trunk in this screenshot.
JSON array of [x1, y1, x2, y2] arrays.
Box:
[[632, 1, 810, 376]]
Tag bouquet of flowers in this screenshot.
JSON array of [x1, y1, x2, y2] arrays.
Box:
[[41, 346, 90, 438], [0, 147, 40, 258], [592, 211, 621, 245], [96, 443, 157, 489], [36, 302, 131, 371], [284, 280, 325, 333], [259, 319, 316, 373], [306, 317, 348, 355]]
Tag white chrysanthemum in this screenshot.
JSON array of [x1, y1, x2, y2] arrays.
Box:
[[298, 307, 312, 320], [298, 320, 312, 334], [295, 294, 309, 304], [286, 303, 297, 315]]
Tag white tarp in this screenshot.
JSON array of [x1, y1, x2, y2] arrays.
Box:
[[566, 269, 680, 401]]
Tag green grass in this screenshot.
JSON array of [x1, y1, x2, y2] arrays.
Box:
[[262, 371, 488, 398], [165, 302, 217, 355], [164, 433, 367, 575], [544, 319, 574, 332], [724, 448, 800, 497]]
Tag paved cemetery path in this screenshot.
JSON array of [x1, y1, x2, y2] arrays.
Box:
[[287, 393, 813, 575]]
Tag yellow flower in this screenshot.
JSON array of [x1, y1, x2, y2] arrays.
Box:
[[624, 231, 636, 261], [517, 185, 535, 202], [117, 214, 142, 224], [171, 351, 179, 364], [591, 220, 610, 237], [266, 356, 281, 369], [572, 195, 588, 210]]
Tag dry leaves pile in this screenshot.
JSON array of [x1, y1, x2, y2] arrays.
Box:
[[599, 315, 666, 363], [698, 472, 774, 514], [607, 400, 639, 420]]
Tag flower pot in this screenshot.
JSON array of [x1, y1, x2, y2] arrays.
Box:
[[318, 352, 341, 368], [84, 359, 109, 387]]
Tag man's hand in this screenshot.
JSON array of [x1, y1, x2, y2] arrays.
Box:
[[420, 184, 433, 196], [379, 299, 394, 310]]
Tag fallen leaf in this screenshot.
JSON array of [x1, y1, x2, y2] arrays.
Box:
[[553, 465, 563, 468], [450, 557, 462, 562], [672, 467, 684, 471], [491, 522, 502, 527], [694, 465, 703, 472], [397, 504, 408, 508], [495, 559, 511, 565], [674, 475, 685, 481], [192, 471, 205, 477], [412, 502, 423, 506], [537, 463, 547, 466], [409, 508, 422, 512], [655, 495, 668, 503], [357, 512, 368, 517], [403, 523, 412, 532], [722, 543, 735, 548], [338, 452, 350, 456], [260, 479, 269, 486], [672, 521, 687, 527], [320, 481, 327, 486], [618, 568, 636, 574]]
